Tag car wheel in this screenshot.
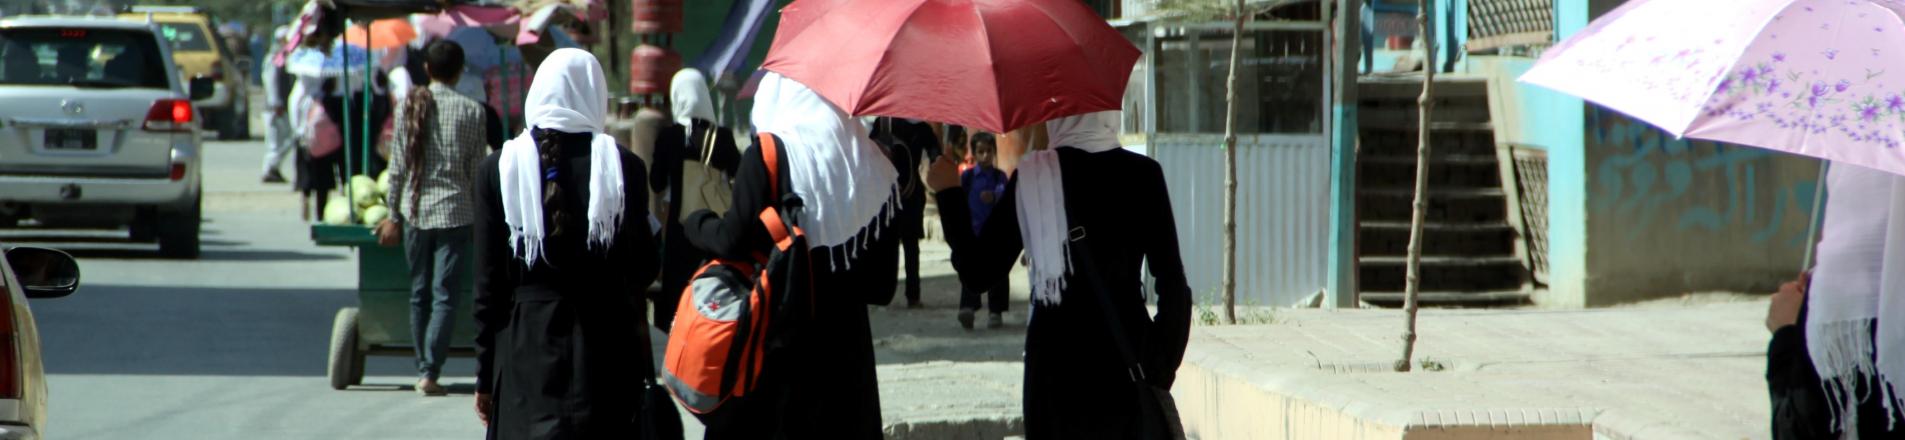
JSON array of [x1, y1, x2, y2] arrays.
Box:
[[200, 108, 222, 140], [234, 105, 253, 140], [229, 99, 252, 140], [156, 193, 201, 259], [328, 307, 365, 390], [215, 106, 243, 141], [129, 208, 156, 241]]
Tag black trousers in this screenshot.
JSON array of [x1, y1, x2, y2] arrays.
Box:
[[960, 278, 1008, 314], [902, 236, 921, 303]]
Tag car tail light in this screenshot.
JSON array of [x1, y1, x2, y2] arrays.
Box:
[[143, 99, 193, 132], [169, 163, 187, 181], [0, 290, 20, 399]]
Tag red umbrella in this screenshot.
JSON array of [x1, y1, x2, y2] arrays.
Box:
[[760, 0, 1138, 133]]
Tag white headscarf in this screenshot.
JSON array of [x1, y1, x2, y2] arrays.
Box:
[[1808, 162, 1905, 432], [671, 68, 717, 131], [750, 72, 899, 264], [1016, 111, 1123, 306], [498, 48, 625, 264]]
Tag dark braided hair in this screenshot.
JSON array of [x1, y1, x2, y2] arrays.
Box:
[[400, 87, 433, 220], [399, 40, 465, 220], [535, 128, 569, 239]]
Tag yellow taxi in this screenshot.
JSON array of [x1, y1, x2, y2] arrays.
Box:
[[118, 6, 250, 140]]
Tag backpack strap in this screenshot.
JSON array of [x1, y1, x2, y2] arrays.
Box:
[[756, 133, 795, 251]]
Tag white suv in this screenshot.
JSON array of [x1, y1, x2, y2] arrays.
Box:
[[0, 245, 82, 440], [0, 17, 208, 258]]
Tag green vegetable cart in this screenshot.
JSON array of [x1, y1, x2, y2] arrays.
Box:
[[312, 224, 478, 390]]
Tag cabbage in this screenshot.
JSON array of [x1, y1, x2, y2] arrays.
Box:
[[322, 201, 354, 225], [350, 175, 380, 208], [376, 171, 392, 195], [362, 206, 390, 226]]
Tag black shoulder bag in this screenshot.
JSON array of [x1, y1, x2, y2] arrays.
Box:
[[1059, 164, 1187, 440]]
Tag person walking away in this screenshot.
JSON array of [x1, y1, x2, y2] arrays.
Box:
[[321, 67, 393, 177], [1765, 163, 1905, 438], [944, 125, 970, 173], [957, 132, 1009, 330], [681, 72, 896, 439], [927, 111, 1194, 439], [374, 41, 488, 396], [300, 78, 347, 221], [873, 117, 938, 308], [649, 68, 739, 332], [471, 48, 662, 439], [261, 26, 296, 183]]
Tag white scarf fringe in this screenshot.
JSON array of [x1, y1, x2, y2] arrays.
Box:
[[497, 49, 624, 265]]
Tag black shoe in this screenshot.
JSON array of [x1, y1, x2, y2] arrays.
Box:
[[906, 299, 924, 309], [987, 312, 1004, 329], [957, 308, 975, 330], [262, 170, 287, 183]]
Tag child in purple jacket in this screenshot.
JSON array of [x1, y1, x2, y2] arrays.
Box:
[[958, 133, 1009, 330]]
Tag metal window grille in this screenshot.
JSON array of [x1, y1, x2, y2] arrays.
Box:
[[1467, 0, 1553, 52], [1510, 146, 1548, 285]]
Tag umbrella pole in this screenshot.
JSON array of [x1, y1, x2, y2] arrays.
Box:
[[363, 43, 374, 176], [342, 18, 356, 224], [499, 45, 511, 135], [1801, 160, 1830, 273]]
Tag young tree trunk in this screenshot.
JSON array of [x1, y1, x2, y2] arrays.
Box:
[[1222, 0, 1246, 325], [1397, 0, 1436, 373]]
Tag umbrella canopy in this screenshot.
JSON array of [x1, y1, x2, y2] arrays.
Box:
[[445, 27, 514, 72], [759, 0, 1139, 133], [418, 4, 521, 39], [343, 19, 417, 50], [1521, 0, 1905, 176], [285, 43, 399, 78]]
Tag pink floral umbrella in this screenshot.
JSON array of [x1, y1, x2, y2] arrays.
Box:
[[1521, 0, 1905, 176]]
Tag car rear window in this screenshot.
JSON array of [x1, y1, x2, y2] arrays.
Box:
[[155, 22, 210, 52], [0, 28, 170, 89]]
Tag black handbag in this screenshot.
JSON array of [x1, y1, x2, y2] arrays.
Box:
[[637, 302, 685, 440], [641, 377, 684, 440], [1058, 163, 1187, 440]]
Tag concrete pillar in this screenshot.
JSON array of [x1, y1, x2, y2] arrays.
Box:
[[1538, 0, 1590, 308], [1327, 0, 1362, 308]]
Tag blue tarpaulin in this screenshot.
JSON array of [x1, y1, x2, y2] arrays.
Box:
[[692, 0, 777, 85]]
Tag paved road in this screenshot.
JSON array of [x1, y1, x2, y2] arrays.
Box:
[[4, 135, 491, 439]]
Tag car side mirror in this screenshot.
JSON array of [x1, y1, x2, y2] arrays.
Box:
[[7, 247, 79, 299], [188, 76, 215, 101]]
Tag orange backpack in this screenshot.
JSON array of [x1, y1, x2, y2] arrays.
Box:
[[662, 133, 812, 414]]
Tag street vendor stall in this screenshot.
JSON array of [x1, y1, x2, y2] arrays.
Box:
[[311, 224, 476, 390], [286, 0, 458, 391], [293, 0, 597, 391]]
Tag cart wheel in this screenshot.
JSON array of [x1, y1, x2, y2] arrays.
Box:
[[328, 307, 365, 390]]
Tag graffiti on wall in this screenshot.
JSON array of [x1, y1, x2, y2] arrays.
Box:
[[1586, 107, 1820, 248]]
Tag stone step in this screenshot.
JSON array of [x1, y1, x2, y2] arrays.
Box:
[[1359, 129, 1497, 156], [1356, 224, 1518, 256], [1358, 160, 1503, 188], [1357, 257, 1526, 292], [1357, 193, 1509, 223], [1357, 289, 1531, 305]]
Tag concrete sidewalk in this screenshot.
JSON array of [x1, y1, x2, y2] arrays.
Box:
[[1174, 300, 1773, 440]]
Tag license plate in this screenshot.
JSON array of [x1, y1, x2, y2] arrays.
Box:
[[44, 129, 96, 151]]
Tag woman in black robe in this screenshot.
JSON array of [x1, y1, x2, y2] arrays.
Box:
[[649, 68, 740, 332], [927, 111, 1193, 439], [472, 49, 660, 440], [680, 72, 897, 439]]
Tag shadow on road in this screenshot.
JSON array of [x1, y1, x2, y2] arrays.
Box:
[[35, 284, 398, 377], [868, 272, 1029, 365]]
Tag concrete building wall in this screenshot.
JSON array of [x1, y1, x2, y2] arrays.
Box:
[[1579, 109, 1819, 306], [1476, 0, 1818, 307]]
